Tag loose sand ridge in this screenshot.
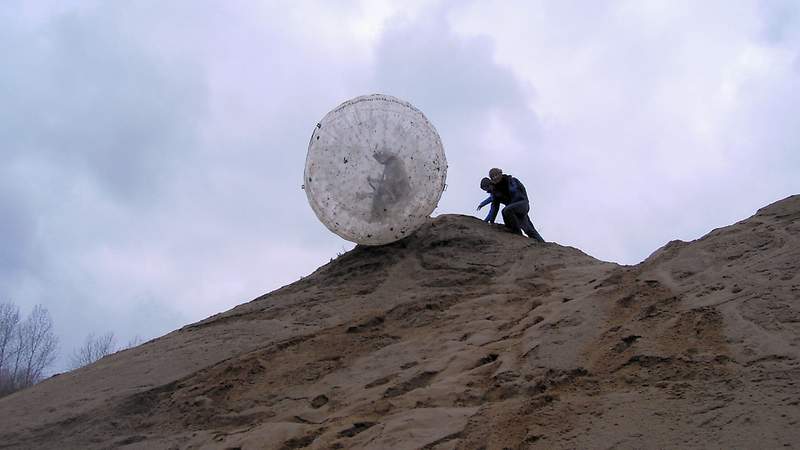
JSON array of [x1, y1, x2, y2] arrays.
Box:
[[1, 195, 799, 449]]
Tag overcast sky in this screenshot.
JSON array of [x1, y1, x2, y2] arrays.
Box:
[[2, 0, 798, 372]]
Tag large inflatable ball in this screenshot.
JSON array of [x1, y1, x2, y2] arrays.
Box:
[[304, 94, 447, 245]]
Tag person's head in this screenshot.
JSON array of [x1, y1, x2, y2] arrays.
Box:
[[372, 150, 394, 164], [489, 168, 503, 184], [480, 177, 492, 192]]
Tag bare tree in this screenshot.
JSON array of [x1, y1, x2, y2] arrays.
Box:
[[0, 303, 20, 372], [69, 332, 117, 369], [0, 303, 21, 394], [0, 302, 58, 397], [18, 305, 58, 386]]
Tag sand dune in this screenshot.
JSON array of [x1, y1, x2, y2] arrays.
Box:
[[1, 195, 798, 449]]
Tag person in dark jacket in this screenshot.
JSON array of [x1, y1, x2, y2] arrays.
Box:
[[477, 168, 544, 242]]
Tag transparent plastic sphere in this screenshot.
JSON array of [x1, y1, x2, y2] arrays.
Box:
[[304, 94, 447, 245]]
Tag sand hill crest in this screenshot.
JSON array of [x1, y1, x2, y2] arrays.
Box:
[[1, 195, 799, 449]]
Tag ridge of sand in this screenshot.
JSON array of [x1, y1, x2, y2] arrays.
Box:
[[0, 195, 798, 449]]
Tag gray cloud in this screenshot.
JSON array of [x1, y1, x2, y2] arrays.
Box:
[[0, 1, 374, 370], [0, 184, 35, 276], [1, 10, 205, 202], [448, 1, 800, 263], [1, 1, 798, 372], [373, 14, 530, 119], [367, 8, 542, 219], [758, 0, 799, 44], [1, 3, 209, 367]]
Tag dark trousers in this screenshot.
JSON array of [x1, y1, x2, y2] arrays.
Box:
[[502, 200, 545, 242]]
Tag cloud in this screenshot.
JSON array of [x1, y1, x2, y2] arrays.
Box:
[[0, 0, 798, 372], [449, 1, 800, 261], [0, 183, 36, 276], [0, 3, 212, 367], [757, 0, 800, 44], [366, 7, 542, 216], [1, 9, 205, 203], [0, 1, 405, 369]]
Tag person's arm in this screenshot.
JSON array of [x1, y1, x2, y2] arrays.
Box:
[[485, 199, 500, 223], [477, 195, 493, 210]]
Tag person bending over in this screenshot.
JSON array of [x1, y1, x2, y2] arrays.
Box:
[[477, 168, 544, 242]]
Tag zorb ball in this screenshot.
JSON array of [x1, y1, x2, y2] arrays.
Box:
[[304, 94, 447, 245]]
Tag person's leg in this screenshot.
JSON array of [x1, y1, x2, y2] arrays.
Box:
[[502, 201, 528, 235], [522, 215, 545, 242]]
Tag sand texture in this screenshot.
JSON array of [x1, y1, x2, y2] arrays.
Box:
[[1, 195, 799, 449]]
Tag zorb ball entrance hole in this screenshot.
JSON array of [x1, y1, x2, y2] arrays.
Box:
[[304, 94, 447, 245]]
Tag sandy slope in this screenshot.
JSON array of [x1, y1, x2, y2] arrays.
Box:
[[0, 195, 798, 449]]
